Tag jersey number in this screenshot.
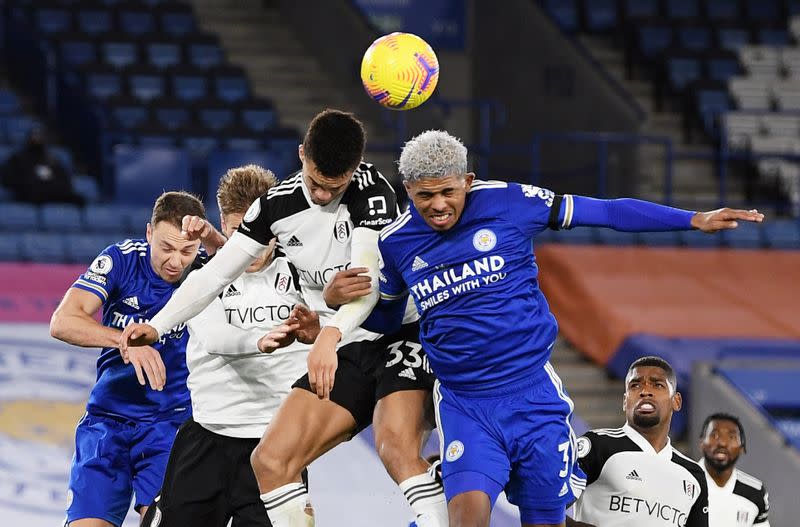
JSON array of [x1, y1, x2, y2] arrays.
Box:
[[385, 341, 423, 368], [558, 440, 570, 478]]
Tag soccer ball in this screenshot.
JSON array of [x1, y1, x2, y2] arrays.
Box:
[[360, 32, 439, 110]]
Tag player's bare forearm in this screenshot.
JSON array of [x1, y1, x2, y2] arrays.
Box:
[[50, 308, 122, 349]]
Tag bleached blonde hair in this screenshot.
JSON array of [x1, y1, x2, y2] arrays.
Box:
[[398, 130, 468, 182]]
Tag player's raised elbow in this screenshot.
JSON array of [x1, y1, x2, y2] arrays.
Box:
[[49, 307, 69, 341]]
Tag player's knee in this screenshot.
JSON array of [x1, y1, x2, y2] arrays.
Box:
[[374, 427, 415, 469], [251, 442, 303, 483]]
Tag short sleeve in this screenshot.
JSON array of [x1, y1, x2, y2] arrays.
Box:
[[575, 433, 603, 485], [377, 239, 407, 301], [506, 182, 566, 237], [346, 165, 399, 232], [237, 194, 274, 246], [72, 244, 125, 303]]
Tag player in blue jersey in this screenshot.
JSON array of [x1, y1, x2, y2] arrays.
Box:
[[325, 130, 764, 527], [50, 191, 224, 527]]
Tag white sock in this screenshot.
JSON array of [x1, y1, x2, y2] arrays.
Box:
[[260, 482, 314, 527], [399, 467, 448, 527]]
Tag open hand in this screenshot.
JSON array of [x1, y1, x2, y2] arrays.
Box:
[[322, 267, 372, 308], [691, 208, 764, 233], [126, 345, 166, 391]]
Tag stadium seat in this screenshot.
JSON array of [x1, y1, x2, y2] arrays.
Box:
[[101, 38, 141, 69], [144, 39, 182, 70], [738, 46, 781, 78], [41, 203, 83, 232], [755, 25, 791, 47], [722, 112, 762, 150], [540, 0, 578, 33], [4, 116, 38, 145], [212, 66, 250, 103], [239, 100, 278, 133], [197, 104, 236, 131], [118, 6, 156, 36], [108, 96, 151, 130], [182, 134, 221, 158], [705, 0, 740, 21], [714, 23, 751, 52], [118, 204, 154, 233], [637, 22, 674, 61], [665, 0, 698, 20], [76, 8, 115, 35], [152, 99, 191, 131], [225, 135, 264, 151], [681, 229, 723, 247], [171, 67, 209, 102], [718, 366, 800, 410], [666, 51, 702, 92], [0, 233, 22, 261], [749, 135, 799, 155], [675, 23, 712, 51], [694, 84, 731, 137], [583, 0, 618, 32], [762, 219, 800, 248], [81, 64, 124, 100], [73, 174, 101, 203], [35, 8, 73, 34], [20, 232, 68, 262], [112, 145, 191, 205], [134, 123, 178, 147], [623, 0, 659, 19], [187, 35, 224, 70], [127, 66, 167, 102], [65, 233, 114, 264], [57, 34, 98, 67], [773, 80, 800, 111], [0, 91, 20, 116], [744, 0, 781, 22], [721, 222, 763, 248], [0, 145, 13, 165], [83, 203, 129, 233], [761, 114, 800, 138], [205, 148, 278, 215], [705, 50, 741, 83], [157, 4, 196, 36], [729, 77, 772, 111]]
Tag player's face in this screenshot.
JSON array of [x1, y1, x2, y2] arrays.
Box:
[[701, 419, 743, 472], [404, 173, 475, 231], [299, 145, 354, 206], [146, 221, 201, 283], [623, 366, 681, 430], [221, 212, 275, 273]]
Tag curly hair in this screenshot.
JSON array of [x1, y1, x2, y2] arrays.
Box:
[[216, 165, 278, 215], [303, 109, 366, 178], [398, 130, 468, 182]]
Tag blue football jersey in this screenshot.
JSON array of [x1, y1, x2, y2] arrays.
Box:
[[378, 180, 565, 393], [72, 239, 191, 421]]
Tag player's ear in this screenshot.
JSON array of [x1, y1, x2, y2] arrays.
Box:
[[463, 172, 475, 191], [146, 222, 152, 243], [672, 391, 683, 412], [403, 180, 412, 194], [622, 391, 628, 413], [298, 144, 305, 163]]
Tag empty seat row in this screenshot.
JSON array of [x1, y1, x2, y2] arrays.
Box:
[[723, 112, 800, 149], [0, 202, 151, 233], [0, 231, 144, 263], [729, 77, 800, 111]]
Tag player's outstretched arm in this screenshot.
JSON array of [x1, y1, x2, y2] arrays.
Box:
[[119, 231, 261, 353], [565, 195, 764, 233]]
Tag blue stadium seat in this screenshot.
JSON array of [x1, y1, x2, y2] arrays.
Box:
[[127, 67, 166, 102], [705, 0, 740, 21], [135, 123, 178, 147], [118, 205, 154, 233], [118, 7, 156, 35], [57, 35, 97, 67], [583, 0, 618, 32], [65, 233, 114, 264], [206, 149, 279, 213], [715, 24, 751, 52], [744, 0, 781, 21], [21, 232, 68, 262], [152, 99, 191, 131], [0, 233, 22, 261], [197, 105, 235, 131], [666, 52, 702, 92], [109, 98, 151, 130], [675, 23, 712, 51], [775, 418, 800, 450], [705, 50, 741, 83], [4, 116, 38, 145], [82, 65, 124, 100], [718, 366, 800, 410], [0, 91, 21, 115], [145, 40, 182, 70], [41, 203, 83, 232], [225, 135, 264, 151], [112, 145, 191, 205], [83, 203, 130, 233], [755, 26, 791, 46], [73, 174, 100, 203], [0, 145, 13, 165], [541, 0, 579, 33], [187, 35, 224, 69], [35, 8, 73, 34], [762, 220, 800, 249], [637, 23, 674, 60], [77, 8, 115, 35], [182, 134, 221, 158], [665, 0, 698, 20], [681, 229, 723, 247], [101, 38, 140, 69], [171, 67, 209, 102], [239, 100, 277, 133], [51, 146, 74, 175], [721, 222, 763, 248], [693, 82, 731, 136], [623, 0, 659, 19], [157, 4, 196, 36], [212, 66, 250, 103]]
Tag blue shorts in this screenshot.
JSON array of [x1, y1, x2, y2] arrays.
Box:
[[66, 409, 189, 526], [433, 362, 587, 524]]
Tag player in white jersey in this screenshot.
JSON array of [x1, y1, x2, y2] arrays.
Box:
[[140, 165, 318, 526], [698, 413, 769, 527], [119, 110, 445, 527], [567, 356, 708, 527]]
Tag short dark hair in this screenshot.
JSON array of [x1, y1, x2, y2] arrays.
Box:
[[626, 355, 677, 391], [216, 165, 278, 216], [151, 191, 206, 229], [303, 109, 366, 178], [700, 412, 747, 452]]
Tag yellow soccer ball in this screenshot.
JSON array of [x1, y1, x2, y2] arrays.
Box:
[[360, 32, 439, 110]]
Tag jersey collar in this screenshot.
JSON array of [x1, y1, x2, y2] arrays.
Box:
[[623, 422, 673, 458], [699, 458, 737, 492]]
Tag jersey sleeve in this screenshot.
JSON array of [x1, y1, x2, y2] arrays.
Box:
[[506, 182, 565, 237], [346, 165, 399, 232], [575, 433, 605, 485], [71, 244, 126, 303], [236, 194, 274, 246], [376, 238, 407, 301], [755, 487, 770, 525], [685, 470, 709, 527]]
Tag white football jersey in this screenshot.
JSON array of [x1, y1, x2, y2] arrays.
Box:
[[573, 423, 709, 527], [699, 459, 770, 527], [185, 255, 308, 438], [237, 162, 402, 346]]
